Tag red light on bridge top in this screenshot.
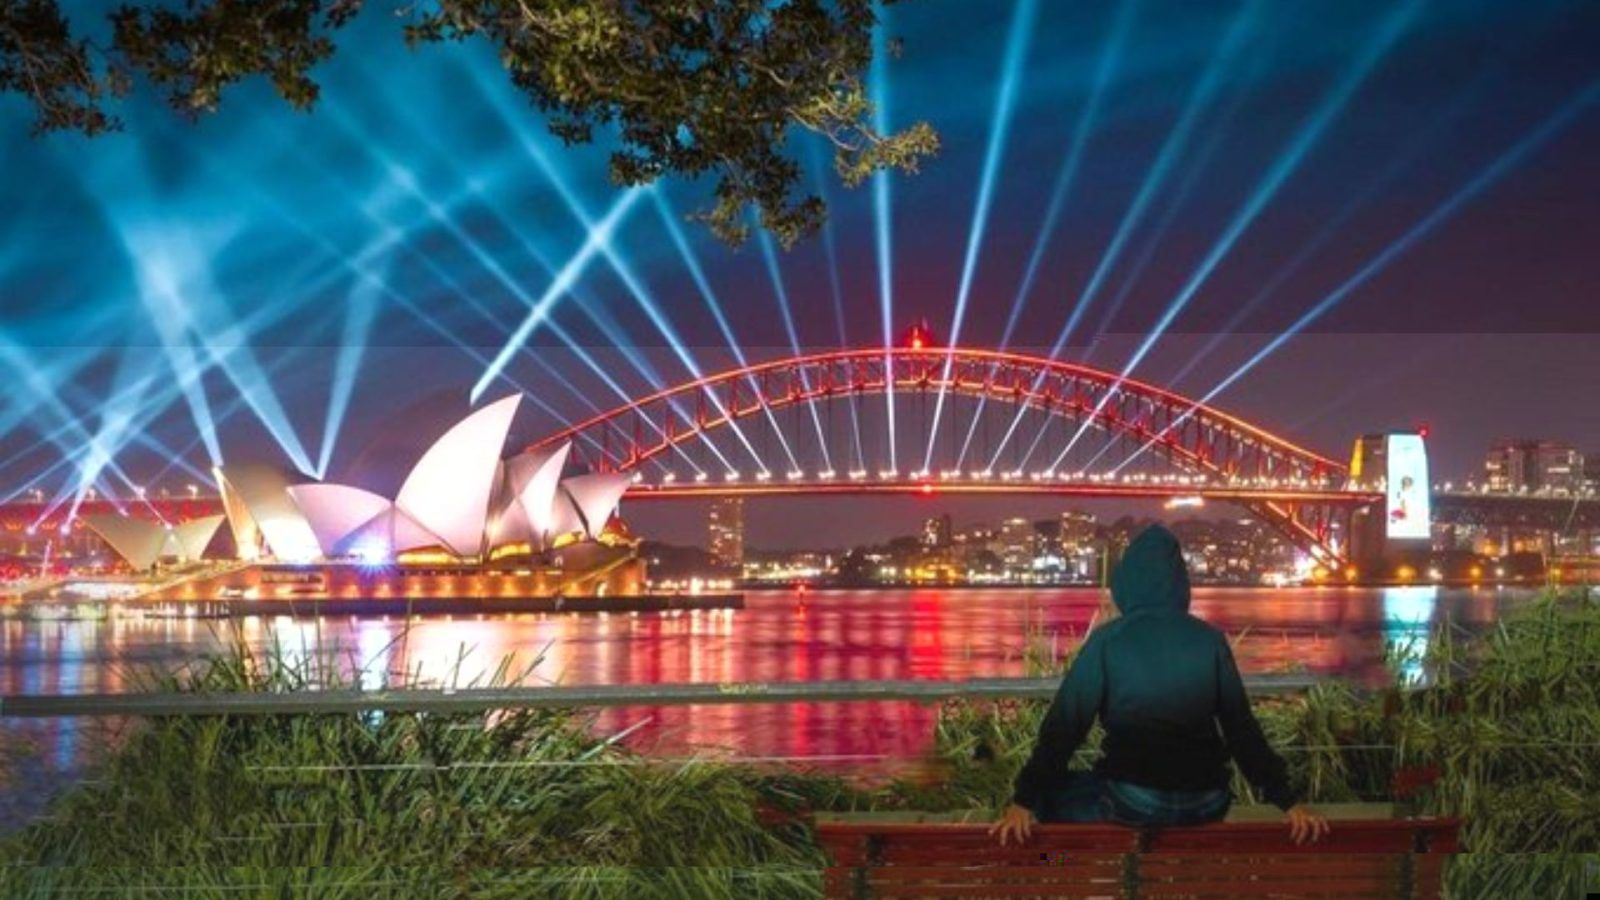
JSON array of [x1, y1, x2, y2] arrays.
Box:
[[1417, 424, 1430, 439], [901, 319, 938, 350]]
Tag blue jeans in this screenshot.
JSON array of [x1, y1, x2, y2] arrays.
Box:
[[1036, 771, 1230, 827]]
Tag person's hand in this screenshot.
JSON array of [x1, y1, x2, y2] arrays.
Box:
[[989, 803, 1036, 846], [1285, 804, 1330, 844]]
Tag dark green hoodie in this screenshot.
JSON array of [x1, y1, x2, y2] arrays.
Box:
[[1012, 524, 1297, 812]]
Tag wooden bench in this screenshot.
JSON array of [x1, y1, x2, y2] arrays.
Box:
[[816, 812, 1460, 899]]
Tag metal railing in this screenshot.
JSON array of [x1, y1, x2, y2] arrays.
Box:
[[0, 673, 1318, 718]]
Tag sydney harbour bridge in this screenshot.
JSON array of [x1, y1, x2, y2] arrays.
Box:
[[4, 345, 1596, 571]]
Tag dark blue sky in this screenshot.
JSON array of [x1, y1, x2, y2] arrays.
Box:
[[2, 1, 1598, 544]]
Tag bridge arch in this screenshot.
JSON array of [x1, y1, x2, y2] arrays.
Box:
[[529, 347, 1366, 565]]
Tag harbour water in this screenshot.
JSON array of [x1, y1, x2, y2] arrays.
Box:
[[0, 585, 1523, 828]]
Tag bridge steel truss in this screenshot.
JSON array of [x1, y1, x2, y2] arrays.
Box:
[[529, 347, 1376, 567]]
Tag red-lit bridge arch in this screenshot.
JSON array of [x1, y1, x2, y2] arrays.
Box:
[[529, 346, 1378, 566]]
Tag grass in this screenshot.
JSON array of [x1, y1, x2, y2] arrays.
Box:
[[3, 595, 1598, 897]]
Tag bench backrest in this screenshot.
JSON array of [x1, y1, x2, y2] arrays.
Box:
[[817, 819, 1459, 899]]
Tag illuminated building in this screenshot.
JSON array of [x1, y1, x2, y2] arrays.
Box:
[[996, 517, 1037, 577], [1484, 440, 1585, 495], [86, 395, 636, 574], [708, 496, 744, 568], [1056, 511, 1097, 550], [921, 513, 952, 549]]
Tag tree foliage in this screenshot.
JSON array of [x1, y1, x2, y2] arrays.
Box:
[[1, 0, 938, 246]]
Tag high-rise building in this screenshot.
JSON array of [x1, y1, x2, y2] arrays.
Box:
[[921, 514, 953, 548], [1484, 440, 1585, 494], [1058, 511, 1097, 549], [708, 497, 744, 568], [996, 517, 1035, 576]]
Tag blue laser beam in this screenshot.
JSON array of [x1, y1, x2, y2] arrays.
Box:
[[983, 35, 1261, 477], [871, 4, 898, 475], [1003, 0, 1139, 347], [119, 225, 319, 476], [323, 94, 702, 476], [538, 230, 760, 474], [653, 191, 803, 474], [145, 346, 328, 485], [127, 260, 224, 467], [809, 141, 866, 473], [47, 111, 607, 488], [1056, 0, 1422, 470], [1109, 77, 1600, 474], [200, 140, 623, 470], [1082, 46, 1266, 357], [478, 105, 767, 476], [953, 0, 1138, 474], [472, 189, 646, 404], [986, 1, 1263, 473], [1064, 86, 1266, 475], [313, 90, 693, 473], [0, 341, 149, 523], [1006, 119, 1246, 477], [921, 0, 1039, 476], [0, 300, 297, 486], [315, 242, 387, 479], [1161, 38, 1520, 391], [8, 370, 176, 527], [756, 227, 835, 474]]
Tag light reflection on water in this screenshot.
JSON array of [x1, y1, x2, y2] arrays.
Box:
[[0, 586, 1517, 828], [1381, 586, 1439, 685]]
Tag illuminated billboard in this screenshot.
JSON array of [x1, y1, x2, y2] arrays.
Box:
[[1385, 433, 1432, 540]]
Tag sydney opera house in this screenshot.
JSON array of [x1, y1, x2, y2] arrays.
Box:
[[83, 396, 645, 601]]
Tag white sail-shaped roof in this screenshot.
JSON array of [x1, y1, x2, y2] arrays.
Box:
[[508, 442, 570, 547], [287, 484, 393, 557], [334, 507, 447, 560], [215, 467, 261, 560], [547, 487, 586, 540], [332, 508, 391, 560], [560, 472, 632, 539], [486, 461, 532, 546], [216, 463, 321, 562], [84, 515, 169, 570], [394, 394, 522, 558], [390, 508, 446, 553], [170, 515, 225, 562]]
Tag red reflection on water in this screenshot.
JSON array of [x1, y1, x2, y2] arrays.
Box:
[[0, 587, 1509, 787]]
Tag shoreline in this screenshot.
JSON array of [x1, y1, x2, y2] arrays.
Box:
[[0, 592, 745, 620]]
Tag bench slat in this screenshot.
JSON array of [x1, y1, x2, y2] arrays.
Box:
[[864, 882, 1122, 898], [858, 866, 1121, 880], [1139, 858, 1404, 879], [870, 850, 1124, 866], [1145, 877, 1395, 890]]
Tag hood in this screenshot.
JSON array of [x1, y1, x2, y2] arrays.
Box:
[[1110, 524, 1191, 615]]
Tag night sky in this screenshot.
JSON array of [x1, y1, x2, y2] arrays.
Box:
[[2, 1, 1598, 548]]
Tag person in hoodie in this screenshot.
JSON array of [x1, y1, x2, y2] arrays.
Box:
[[992, 524, 1329, 845]]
